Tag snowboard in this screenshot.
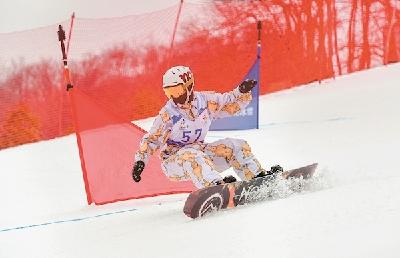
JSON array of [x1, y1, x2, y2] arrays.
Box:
[[183, 163, 318, 219]]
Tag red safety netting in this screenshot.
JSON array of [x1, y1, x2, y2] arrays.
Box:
[[0, 1, 399, 150], [1, 1, 399, 150], [0, 1, 399, 203]]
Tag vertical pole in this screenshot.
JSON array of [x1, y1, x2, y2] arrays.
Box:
[[257, 20, 262, 58], [59, 12, 76, 137], [384, 3, 398, 64], [57, 20, 93, 204], [256, 20, 262, 129], [169, 0, 184, 63], [69, 90, 93, 205], [58, 25, 73, 91], [66, 12, 75, 55]]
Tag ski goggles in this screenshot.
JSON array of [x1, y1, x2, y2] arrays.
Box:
[[163, 84, 186, 99], [163, 82, 193, 98]]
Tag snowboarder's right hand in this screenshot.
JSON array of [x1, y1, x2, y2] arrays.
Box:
[[132, 161, 145, 182]]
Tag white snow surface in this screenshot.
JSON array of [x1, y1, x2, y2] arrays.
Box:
[[1, 64, 400, 258]]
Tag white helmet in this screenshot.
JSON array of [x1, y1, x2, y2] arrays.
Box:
[[162, 66, 194, 88], [162, 66, 195, 105]]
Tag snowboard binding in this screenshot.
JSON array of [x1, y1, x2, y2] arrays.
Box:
[[215, 175, 237, 185], [255, 165, 284, 179]]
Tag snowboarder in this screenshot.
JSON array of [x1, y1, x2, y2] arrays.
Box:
[[132, 66, 280, 189]]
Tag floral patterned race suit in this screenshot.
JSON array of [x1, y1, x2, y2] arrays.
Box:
[[134, 88, 264, 189]]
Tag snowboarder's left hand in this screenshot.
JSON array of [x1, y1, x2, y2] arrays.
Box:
[[132, 161, 145, 182], [239, 79, 257, 93]]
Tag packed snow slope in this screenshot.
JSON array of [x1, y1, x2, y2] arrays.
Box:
[[1, 64, 399, 258]]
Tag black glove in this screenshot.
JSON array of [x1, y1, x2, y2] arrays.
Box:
[[132, 161, 145, 182], [239, 79, 257, 93]]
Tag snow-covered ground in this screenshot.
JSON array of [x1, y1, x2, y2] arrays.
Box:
[[1, 64, 399, 258]]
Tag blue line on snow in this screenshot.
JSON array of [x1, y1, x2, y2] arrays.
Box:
[[0, 208, 137, 233]]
